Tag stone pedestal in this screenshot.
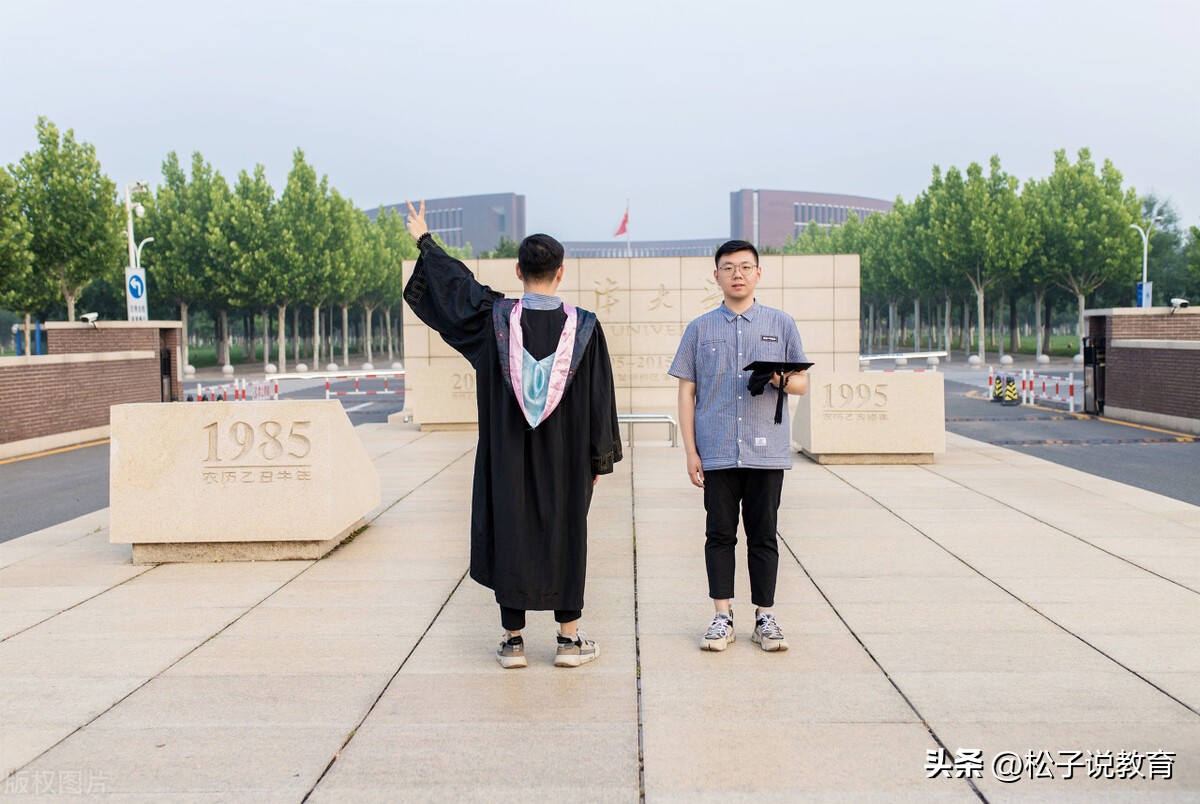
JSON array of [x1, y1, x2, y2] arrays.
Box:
[[110, 400, 380, 563], [791, 371, 945, 464]]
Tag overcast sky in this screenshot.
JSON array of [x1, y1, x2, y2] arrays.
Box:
[[2, 0, 1197, 242]]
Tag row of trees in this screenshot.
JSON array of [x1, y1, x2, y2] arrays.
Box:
[[1, 117, 422, 370], [4, 120, 1199, 365], [783, 150, 1200, 359]]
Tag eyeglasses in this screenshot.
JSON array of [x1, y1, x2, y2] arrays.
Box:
[[716, 263, 758, 277]]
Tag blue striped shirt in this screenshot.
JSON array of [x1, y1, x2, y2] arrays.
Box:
[[669, 302, 806, 471]]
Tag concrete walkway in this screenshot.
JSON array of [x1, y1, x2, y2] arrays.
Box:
[[2, 424, 1199, 801]]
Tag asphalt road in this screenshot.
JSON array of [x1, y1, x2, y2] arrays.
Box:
[[944, 379, 1200, 507], [2, 377, 1196, 544]]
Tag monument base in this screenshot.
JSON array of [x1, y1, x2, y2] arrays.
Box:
[[419, 422, 478, 432], [801, 451, 934, 465], [130, 518, 366, 564]]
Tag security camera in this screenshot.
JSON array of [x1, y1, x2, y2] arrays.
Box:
[[80, 312, 99, 325], [1170, 298, 1190, 310]]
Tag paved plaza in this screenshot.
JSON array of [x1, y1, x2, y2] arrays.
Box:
[[2, 419, 1200, 801]]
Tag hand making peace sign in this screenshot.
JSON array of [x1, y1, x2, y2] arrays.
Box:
[[405, 199, 428, 240]]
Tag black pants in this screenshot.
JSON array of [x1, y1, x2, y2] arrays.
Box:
[[703, 468, 784, 608], [500, 606, 582, 632]]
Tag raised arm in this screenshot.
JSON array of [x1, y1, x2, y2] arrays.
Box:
[[401, 199, 500, 365]]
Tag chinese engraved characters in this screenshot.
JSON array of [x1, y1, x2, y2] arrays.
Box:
[[821, 381, 889, 422], [202, 419, 314, 486]]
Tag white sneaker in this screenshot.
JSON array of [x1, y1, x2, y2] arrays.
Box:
[[701, 611, 735, 651], [752, 611, 788, 652]]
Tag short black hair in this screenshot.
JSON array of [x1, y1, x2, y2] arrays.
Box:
[[714, 239, 759, 267], [518, 233, 565, 282]]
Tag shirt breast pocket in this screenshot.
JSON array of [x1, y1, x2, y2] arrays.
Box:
[[700, 338, 729, 374], [753, 339, 784, 363]]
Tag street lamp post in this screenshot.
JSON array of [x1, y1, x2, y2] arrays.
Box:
[[124, 181, 151, 321], [125, 180, 149, 267], [1130, 215, 1164, 308]]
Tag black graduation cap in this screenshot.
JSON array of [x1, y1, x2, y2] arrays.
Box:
[[743, 361, 814, 424]]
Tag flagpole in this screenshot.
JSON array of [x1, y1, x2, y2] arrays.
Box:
[[625, 198, 631, 259]]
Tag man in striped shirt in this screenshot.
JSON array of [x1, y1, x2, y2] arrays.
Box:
[[669, 240, 809, 652]]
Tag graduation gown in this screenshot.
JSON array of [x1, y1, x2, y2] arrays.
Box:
[[403, 240, 622, 611]]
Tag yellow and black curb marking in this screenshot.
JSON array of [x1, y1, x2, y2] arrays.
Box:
[[0, 439, 110, 466]]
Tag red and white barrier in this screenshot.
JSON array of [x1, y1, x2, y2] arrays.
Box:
[[191, 370, 404, 403], [322, 371, 404, 399], [1020, 368, 1076, 412]]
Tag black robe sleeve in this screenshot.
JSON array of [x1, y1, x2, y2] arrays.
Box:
[[403, 238, 502, 366], [587, 322, 623, 475]]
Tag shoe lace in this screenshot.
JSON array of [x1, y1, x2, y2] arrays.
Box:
[[705, 614, 731, 639], [757, 613, 783, 640]]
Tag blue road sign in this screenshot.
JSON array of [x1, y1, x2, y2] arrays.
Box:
[[128, 274, 145, 299]]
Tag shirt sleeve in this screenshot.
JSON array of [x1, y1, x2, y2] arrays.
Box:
[[785, 316, 808, 363], [402, 239, 501, 366], [668, 320, 699, 382]]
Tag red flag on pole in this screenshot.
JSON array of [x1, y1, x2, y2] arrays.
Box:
[[613, 206, 628, 237]]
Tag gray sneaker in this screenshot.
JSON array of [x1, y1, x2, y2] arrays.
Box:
[[752, 611, 788, 652], [496, 634, 526, 669], [554, 632, 599, 667], [701, 610, 735, 651]]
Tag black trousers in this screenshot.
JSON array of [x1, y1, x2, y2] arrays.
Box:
[[703, 468, 784, 608], [500, 606, 582, 632]]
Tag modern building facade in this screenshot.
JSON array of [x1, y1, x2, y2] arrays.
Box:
[[730, 189, 894, 249], [562, 238, 726, 259], [367, 193, 525, 254]]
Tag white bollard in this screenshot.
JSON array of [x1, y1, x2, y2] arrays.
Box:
[[221, 364, 234, 377], [999, 354, 1014, 367], [1036, 354, 1050, 366], [362, 362, 374, 371], [967, 354, 982, 367], [297, 363, 308, 373], [391, 361, 403, 371], [184, 364, 196, 378], [326, 363, 339, 372], [265, 363, 278, 374]]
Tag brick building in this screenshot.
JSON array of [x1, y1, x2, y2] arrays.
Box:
[[1085, 306, 1200, 435], [730, 189, 893, 249], [366, 193, 525, 254]]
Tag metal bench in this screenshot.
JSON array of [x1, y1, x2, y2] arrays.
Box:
[[617, 413, 679, 447]]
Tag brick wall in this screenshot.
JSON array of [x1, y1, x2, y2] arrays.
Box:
[[1096, 310, 1200, 421], [1, 323, 182, 449], [47, 328, 159, 354], [0, 359, 160, 444]]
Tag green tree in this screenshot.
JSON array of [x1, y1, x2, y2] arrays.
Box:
[[10, 118, 123, 321], [0, 165, 38, 352], [1019, 177, 1055, 359], [1185, 227, 1200, 293], [1039, 148, 1140, 356], [202, 173, 235, 365], [323, 190, 359, 368], [211, 165, 277, 368], [480, 236, 520, 259], [274, 149, 329, 372], [376, 206, 418, 363], [860, 204, 909, 353], [144, 152, 224, 368], [357, 210, 393, 365]]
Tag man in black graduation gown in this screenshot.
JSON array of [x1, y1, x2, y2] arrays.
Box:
[[402, 200, 622, 669]]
